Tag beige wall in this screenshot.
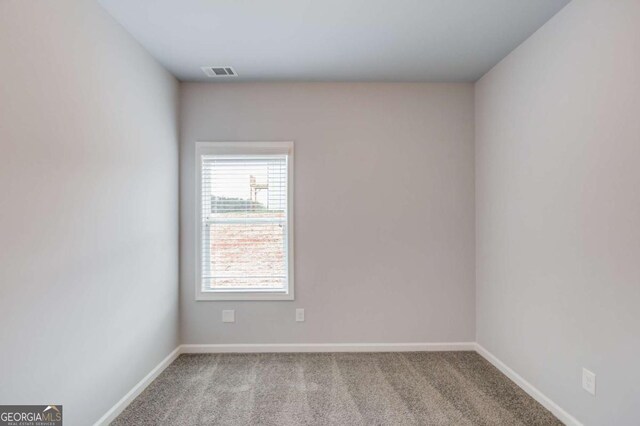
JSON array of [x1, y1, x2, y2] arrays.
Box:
[[475, 1, 640, 424], [0, 1, 179, 424], [180, 83, 476, 344]]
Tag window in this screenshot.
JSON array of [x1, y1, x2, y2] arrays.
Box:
[[196, 142, 294, 300]]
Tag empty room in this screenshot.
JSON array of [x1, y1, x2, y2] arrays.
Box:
[[1, 0, 638, 425]]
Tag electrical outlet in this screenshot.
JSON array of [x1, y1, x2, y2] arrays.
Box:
[[582, 368, 596, 395], [222, 310, 235, 323], [295, 308, 305, 322]]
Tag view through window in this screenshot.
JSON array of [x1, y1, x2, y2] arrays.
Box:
[[197, 142, 293, 300]]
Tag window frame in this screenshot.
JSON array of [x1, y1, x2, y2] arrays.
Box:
[[195, 141, 294, 301]]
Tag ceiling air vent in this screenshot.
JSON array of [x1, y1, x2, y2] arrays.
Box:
[[201, 66, 237, 78]]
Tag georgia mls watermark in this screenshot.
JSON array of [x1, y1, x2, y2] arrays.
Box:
[[0, 405, 62, 426]]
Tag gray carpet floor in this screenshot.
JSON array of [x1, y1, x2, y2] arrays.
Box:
[[112, 352, 561, 425]]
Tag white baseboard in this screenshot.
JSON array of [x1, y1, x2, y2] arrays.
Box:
[[95, 342, 580, 426], [475, 344, 582, 426], [93, 346, 181, 426], [180, 342, 476, 353], [94, 342, 473, 424]]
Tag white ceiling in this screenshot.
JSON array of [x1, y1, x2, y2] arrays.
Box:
[[99, 0, 570, 82]]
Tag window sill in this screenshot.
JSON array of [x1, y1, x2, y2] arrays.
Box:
[[195, 290, 294, 301]]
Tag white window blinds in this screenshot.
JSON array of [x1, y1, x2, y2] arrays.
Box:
[[200, 154, 289, 292]]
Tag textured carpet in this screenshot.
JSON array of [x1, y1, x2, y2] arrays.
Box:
[[112, 352, 561, 425]]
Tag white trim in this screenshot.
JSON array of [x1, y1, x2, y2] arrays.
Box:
[[475, 344, 582, 426], [194, 141, 295, 302], [181, 342, 476, 353], [95, 342, 581, 426], [94, 342, 473, 424], [93, 347, 181, 426], [94, 342, 583, 426]]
